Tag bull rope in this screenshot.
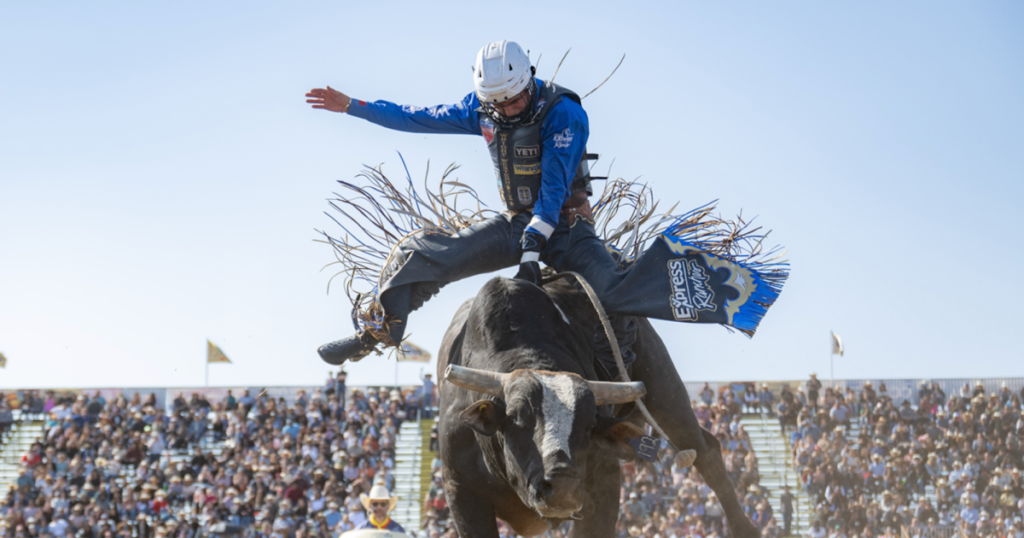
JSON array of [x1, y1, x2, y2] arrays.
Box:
[[541, 271, 688, 459]]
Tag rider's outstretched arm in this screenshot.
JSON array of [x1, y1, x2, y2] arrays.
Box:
[[349, 92, 482, 135], [307, 86, 483, 136]]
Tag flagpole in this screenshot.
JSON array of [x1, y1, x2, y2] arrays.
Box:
[[830, 332, 834, 390]]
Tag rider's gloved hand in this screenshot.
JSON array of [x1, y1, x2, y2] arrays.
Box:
[[514, 260, 543, 285], [515, 230, 548, 285]]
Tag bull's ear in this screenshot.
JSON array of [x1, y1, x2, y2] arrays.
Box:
[[593, 416, 646, 460], [459, 399, 506, 437]]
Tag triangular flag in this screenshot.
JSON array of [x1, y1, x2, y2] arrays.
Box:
[[0, 352, 6, 368], [397, 341, 431, 363], [831, 331, 844, 357], [207, 340, 232, 364]]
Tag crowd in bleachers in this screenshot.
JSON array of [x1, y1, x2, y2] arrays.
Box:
[[786, 378, 1024, 538], [6, 375, 1022, 538], [2, 378, 772, 538], [612, 382, 776, 538], [0, 372, 434, 538]]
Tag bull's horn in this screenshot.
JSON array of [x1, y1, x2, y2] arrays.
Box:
[[444, 365, 508, 398], [588, 380, 647, 405]]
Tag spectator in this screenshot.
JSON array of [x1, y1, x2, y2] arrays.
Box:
[[781, 485, 795, 535], [699, 383, 715, 407], [223, 390, 237, 411], [420, 373, 436, 419], [808, 374, 822, 410], [759, 384, 776, 417]]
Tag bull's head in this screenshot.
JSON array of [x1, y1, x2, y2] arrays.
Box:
[[445, 364, 647, 520]]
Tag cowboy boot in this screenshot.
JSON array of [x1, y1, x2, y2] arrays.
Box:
[[317, 332, 378, 365]]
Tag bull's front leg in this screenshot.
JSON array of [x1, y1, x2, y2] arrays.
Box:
[[628, 320, 761, 538], [567, 454, 622, 538], [443, 478, 501, 538]]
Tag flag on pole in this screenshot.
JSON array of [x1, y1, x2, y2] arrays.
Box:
[[831, 332, 844, 357], [397, 341, 431, 363], [207, 340, 232, 363], [0, 352, 6, 368]]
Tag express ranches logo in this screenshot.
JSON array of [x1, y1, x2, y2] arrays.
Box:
[[668, 258, 716, 321]]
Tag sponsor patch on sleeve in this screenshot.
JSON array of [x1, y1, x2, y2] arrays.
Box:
[[553, 128, 574, 149]]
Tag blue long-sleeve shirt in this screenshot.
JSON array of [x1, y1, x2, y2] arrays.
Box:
[[347, 79, 589, 238]]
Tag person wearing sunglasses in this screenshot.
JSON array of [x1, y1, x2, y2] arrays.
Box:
[[356, 484, 405, 532], [306, 41, 626, 363]]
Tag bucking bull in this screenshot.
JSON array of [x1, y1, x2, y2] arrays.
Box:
[[437, 276, 762, 538]]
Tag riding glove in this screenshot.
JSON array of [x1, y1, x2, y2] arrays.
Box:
[[515, 230, 548, 285]]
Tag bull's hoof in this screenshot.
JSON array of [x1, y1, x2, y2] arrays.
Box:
[[674, 449, 697, 468], [317, 333, 377, 365]]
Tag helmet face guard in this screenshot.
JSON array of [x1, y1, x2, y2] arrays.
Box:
[[481, 78, 537, 126]]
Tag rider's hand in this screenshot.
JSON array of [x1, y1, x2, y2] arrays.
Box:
[[515, 230, 547, 285], [514, 261, 543, 285], [305, 86, 351, 113]]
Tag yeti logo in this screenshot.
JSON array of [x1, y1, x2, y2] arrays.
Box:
[[669, 258, 716, 321], [515, 145, 540, 158], [517, 186, 533, 205]]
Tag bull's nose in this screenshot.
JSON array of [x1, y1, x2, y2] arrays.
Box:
[[540, 474, 581, 509]]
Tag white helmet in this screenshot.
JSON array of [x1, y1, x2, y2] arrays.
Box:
[[474, 40, 533, 104]]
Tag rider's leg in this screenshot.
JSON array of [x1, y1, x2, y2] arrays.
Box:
[[590, 313, 638, 381], [541, 214, 644, 379], [547, 214, 712, 320], [318, 213, 527, 364]]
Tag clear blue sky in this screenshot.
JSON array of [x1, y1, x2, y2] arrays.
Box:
[[1, 1, 1022, 389]]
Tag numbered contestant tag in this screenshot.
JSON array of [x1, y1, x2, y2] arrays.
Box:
[[627, 435, 662, 462]]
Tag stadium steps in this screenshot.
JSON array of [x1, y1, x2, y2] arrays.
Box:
[[417, 418, 437, 525], [390, 419, 424, 529], [740, 413, 812, 536], [0, 412, 46, 493]]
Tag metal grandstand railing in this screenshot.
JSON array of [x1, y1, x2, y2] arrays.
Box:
[[689, 378, 1024, 408]]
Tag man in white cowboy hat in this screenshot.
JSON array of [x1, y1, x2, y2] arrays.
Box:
[[357, 483, 405, 532]]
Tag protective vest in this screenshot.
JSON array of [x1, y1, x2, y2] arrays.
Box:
[[481, 81, 596, 212]]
